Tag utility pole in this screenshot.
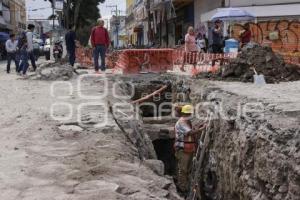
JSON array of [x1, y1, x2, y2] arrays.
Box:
[[64, 0, 70, 29], [51, 0, 55, 30], [147, 0, 151, 46], [106, 5, 120, 48]]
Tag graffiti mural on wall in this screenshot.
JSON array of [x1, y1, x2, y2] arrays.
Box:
[[232, 20, 300, 52]]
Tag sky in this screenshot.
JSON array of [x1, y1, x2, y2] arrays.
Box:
[[26, 0, 126, 23]]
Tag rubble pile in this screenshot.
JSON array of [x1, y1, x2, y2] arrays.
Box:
[[32, 62, 74, 81], [221, 46, 300, 83]]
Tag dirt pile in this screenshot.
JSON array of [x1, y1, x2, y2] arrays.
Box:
[[32, 62, 74, 81], [221, 46, 300, 83]]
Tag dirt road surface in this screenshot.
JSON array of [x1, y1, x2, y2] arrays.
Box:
[[0, 61, 180, 200]]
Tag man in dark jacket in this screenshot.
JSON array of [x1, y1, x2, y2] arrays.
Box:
[[90, 19, 110, 73], [65, 25, 76, 67], [212, 20, 223, 53]]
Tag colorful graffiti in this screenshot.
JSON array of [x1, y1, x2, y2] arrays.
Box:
[[232, 20, 300, 53]]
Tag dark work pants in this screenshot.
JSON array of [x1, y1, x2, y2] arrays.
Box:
[[67, 48, 76, 66], [93, 45, 106, 71], [212, 44, 223, 54], [18, 49, 29, 75], [7, 52, 19, 73], [28, 51, 37, 71]]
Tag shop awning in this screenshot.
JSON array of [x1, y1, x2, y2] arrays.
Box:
[[201, 4, 300, 22]]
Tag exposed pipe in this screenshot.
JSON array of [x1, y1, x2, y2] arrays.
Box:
[[132, 85, 169, 104]]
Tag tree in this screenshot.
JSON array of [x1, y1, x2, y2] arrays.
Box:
[[69, 0, 105, 45], [49, 0, 105, 45]]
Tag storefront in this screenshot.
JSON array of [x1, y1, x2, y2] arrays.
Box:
[[132, 1, 148, 46], [149, 0, 194, 47], [199, 3, 300, 52], [171, 1, 194, 46]]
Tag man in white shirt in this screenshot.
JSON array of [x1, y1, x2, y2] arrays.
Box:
[[26, 24, 37, 71], [5, 34, 19, 73]]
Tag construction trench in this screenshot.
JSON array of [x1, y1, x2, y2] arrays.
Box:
[[111, 72, 300, 200], [11, 47, 299, 199]]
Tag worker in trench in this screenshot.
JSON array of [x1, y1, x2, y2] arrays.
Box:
[[174, 104, 206, 196]]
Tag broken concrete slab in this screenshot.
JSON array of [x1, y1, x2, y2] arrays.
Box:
[[31, 62, 74, 81]]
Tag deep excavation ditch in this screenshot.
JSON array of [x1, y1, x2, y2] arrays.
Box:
[[116, 74, 300, 200]]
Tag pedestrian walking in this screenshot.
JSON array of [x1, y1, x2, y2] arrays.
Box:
[[26, 24, 37, 72], [5, 34, 19, 73], [174, 105, 206, 196], [240, 23, 252, 48], [180, 26, 198, 72], [196, 34, 207, 53], [65, 25, 79, 74], [211, 20, 223, 53], [17, 31, 29, 76], [90, 19, 110, 73]]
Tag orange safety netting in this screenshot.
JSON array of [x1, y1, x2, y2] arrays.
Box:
[[177, 51, 238, 76], [75, 47, 93, 68], [75, 47, 300, 75], [114, 49, 174, 74]]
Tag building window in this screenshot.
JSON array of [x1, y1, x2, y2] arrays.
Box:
[[16, 7, 21, 22], [3, 5, 10, 23]]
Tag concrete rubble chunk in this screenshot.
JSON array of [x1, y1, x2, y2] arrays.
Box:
[[144, 159, 165, 176], [75, 180, 119, 194], [58, 125, 83, 132], [31, 62, 74, 81]]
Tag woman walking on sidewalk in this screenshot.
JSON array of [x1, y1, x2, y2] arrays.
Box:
[[180, 26, 198, 72]]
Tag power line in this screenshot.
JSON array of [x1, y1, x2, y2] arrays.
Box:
[[2, 7, 52, 12]]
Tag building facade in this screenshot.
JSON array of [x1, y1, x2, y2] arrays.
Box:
[[0, 0, 12, 32], [110, 15, 127, 48], [125, 0, 135, 46], [10, 0, 26, 33], [125, 0, 148, 47], [0, 0, 26, 33], [125, 0, 194, 48], [124, 0, 300, 49], [194, 0, 300, 52], [195, 0, 300, 23]]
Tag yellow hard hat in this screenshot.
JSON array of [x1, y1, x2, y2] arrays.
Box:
[[181, 105, 193, 114]]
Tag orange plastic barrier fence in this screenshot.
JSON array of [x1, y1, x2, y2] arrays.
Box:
[[112, 49, 239, 74], [172, 50, 238, 65], [114, 49, 174, 74], [172, 50, 239, 76], [75, 47, 128, 69], [75, 47, 300, 75], [75, 47, 93, 68]]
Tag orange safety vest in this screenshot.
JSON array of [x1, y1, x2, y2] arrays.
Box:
[[174, 121, 197, 153]]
